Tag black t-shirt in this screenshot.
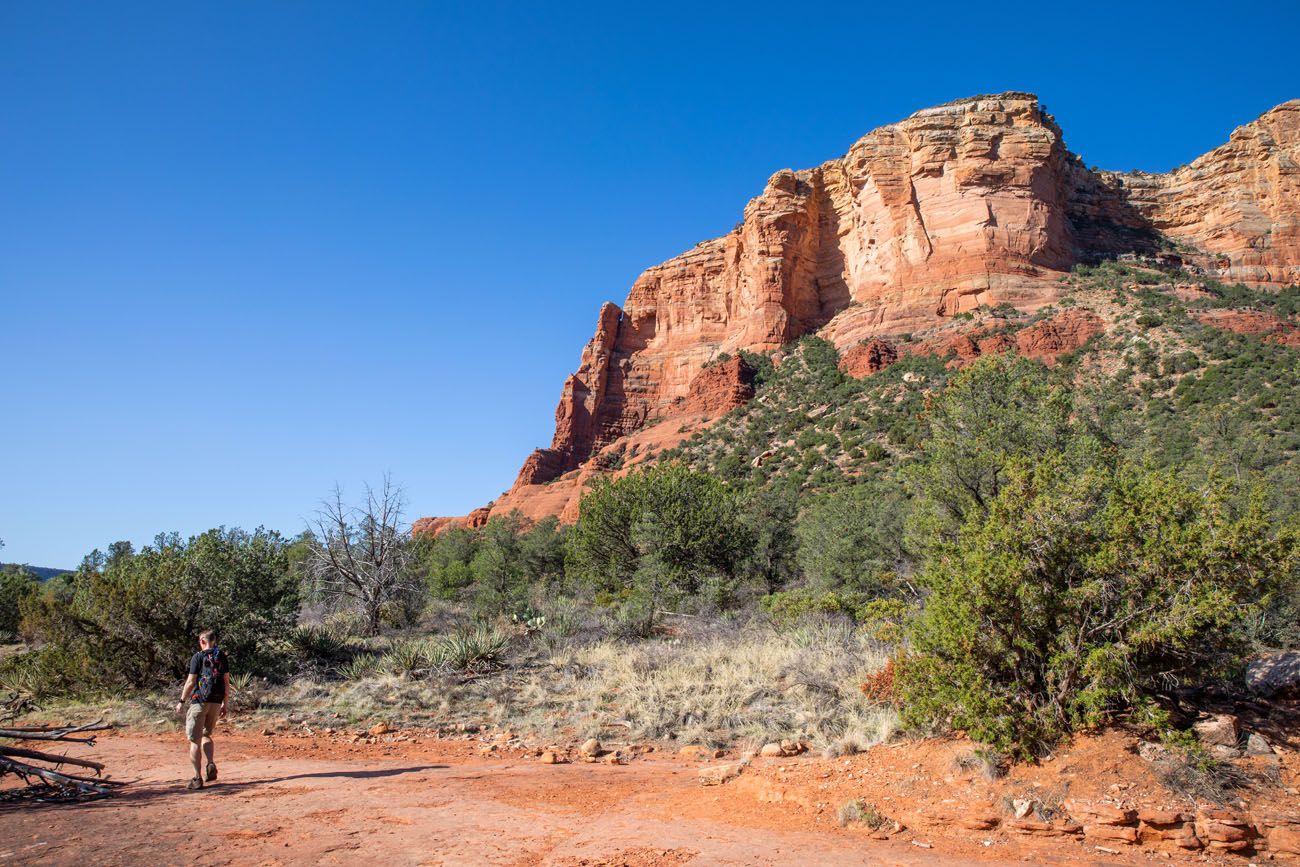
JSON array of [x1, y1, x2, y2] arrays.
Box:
[[188, 648, 229, 705]]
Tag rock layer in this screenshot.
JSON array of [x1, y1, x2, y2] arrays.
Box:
[[1106, 100, 1300, 286]]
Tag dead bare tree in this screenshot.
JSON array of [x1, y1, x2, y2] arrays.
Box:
[[0, 694, 122, 799], [307, 476, 417, 635]]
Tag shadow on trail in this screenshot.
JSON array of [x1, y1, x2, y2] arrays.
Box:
[[219, 765, 449, 788], [0, 765, 448, 814]]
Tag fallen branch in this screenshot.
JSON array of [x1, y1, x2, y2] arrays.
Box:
[[0, 721, 110, 744], [0, 708, 121, 800], [0, 745, 106, 771], [0, 755, 122, 795]]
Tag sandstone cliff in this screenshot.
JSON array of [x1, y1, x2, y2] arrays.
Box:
[[1104, 100, 1300, 286], [419, 93, 1300, 532]]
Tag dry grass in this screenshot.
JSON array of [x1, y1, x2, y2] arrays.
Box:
[[488, 622, 899, 749], [8, 618, 899, 752], [1153, 748, 1255, 805], [837, 798, 888, 829]]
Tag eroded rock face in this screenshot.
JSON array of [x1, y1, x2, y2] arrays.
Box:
[[1195, 309, 1300, 347], [840, 338, 900, 378], [515, 94, 1150, 487], [1014, 309, 1105, 364], [1106, 100, 1300, 286], [681, 357, 757, 416], [418, 93, 1300, 531], [903, 309, 1103, 368]]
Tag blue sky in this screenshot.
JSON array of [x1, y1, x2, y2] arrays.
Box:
[[2, 1, 1297, 567]]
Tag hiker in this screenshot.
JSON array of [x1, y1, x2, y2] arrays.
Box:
[[174, 629, 230, 790]]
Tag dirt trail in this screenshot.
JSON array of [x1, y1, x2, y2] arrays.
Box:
[[0, 731, 1150, 866]]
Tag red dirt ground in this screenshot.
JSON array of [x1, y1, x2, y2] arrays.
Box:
[[0, 725, 1293, 866]]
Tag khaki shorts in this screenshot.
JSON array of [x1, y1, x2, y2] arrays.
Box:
[[185, 702, 221, 744]]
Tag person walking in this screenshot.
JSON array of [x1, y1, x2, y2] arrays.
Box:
[[175, 629, 230, 790]]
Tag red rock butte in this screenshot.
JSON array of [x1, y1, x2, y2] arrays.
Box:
[[414, 92, 1300, 534]]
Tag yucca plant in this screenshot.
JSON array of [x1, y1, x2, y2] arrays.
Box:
[[338, 653, 382, 681], [380, 638, 438, 676], [228, 671, 267, 713], [436, 626, 510, 672], [288, 624, 351, 665]]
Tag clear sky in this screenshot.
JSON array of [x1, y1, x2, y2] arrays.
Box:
[[2, 1, 1297, 567]]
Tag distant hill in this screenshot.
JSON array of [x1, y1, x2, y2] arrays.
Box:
[[1, 564, 70, 581]]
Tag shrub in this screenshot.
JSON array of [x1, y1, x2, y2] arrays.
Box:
[[759, 588, 869, 627], [338, 653, 382, 681], [906, 354, 1095, 546], [15, 527, 300, 694], [1152, 743, 1254, 804], [795, 481, 910, 593], [288, 624, 353, 669], [0, 565, 38, 641], [837, 799, 888, 829], [953, 746, 1008, 780], [380, 637, 439, 676], [900, 457, 1298, 758], [567, 463, 751, 633]]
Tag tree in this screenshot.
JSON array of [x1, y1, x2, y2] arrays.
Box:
[[906, 354, 1096, 545], [0, 565, 38, 641], [566, 463, 751, 632], [307, 477, 416, 635], [12, 527, 299, 693], [739, 485, 800, 594], [899, 456, 1299, 757], [411, 526, 477, 600], [470, 512, 528, 615], [0, 537, 38, 642], [795, 479, 910, 594]]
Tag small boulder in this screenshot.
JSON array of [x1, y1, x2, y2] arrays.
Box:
[[698, 762, 745, 786], [1068, 802, 1137, 826], [677, 745, 722, 761], [1139, 809, 1192, 827], [957, 814, 999, 831], [1270, 826, 1300, 856], [579, 738, 602, 757], [368, 722, 392, 737], [1137, 740, 1169, 762], [1008, 819, 1081, 837], [760, 742, 785, 758], [1196, 809, 1255, 851], [1192, 713, 1239, 748], [1084, 825, 1138, 844], [539, 750, 559, 764], [1246, 651, 1300, 698], [1170, 827, 1204, 850], [1245, 732, 1274, 756]]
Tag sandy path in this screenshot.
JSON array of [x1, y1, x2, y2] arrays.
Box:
[[0, 732, 1095, 866]]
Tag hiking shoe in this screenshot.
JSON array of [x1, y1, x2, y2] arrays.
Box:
[[205, 762, 218, 782], [187, 777, 203, 791]]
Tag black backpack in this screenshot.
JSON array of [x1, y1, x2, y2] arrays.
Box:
[[192, 648, 222, 703]]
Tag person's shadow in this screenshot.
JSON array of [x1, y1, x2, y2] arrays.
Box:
[[216, 765, 449, 790]]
